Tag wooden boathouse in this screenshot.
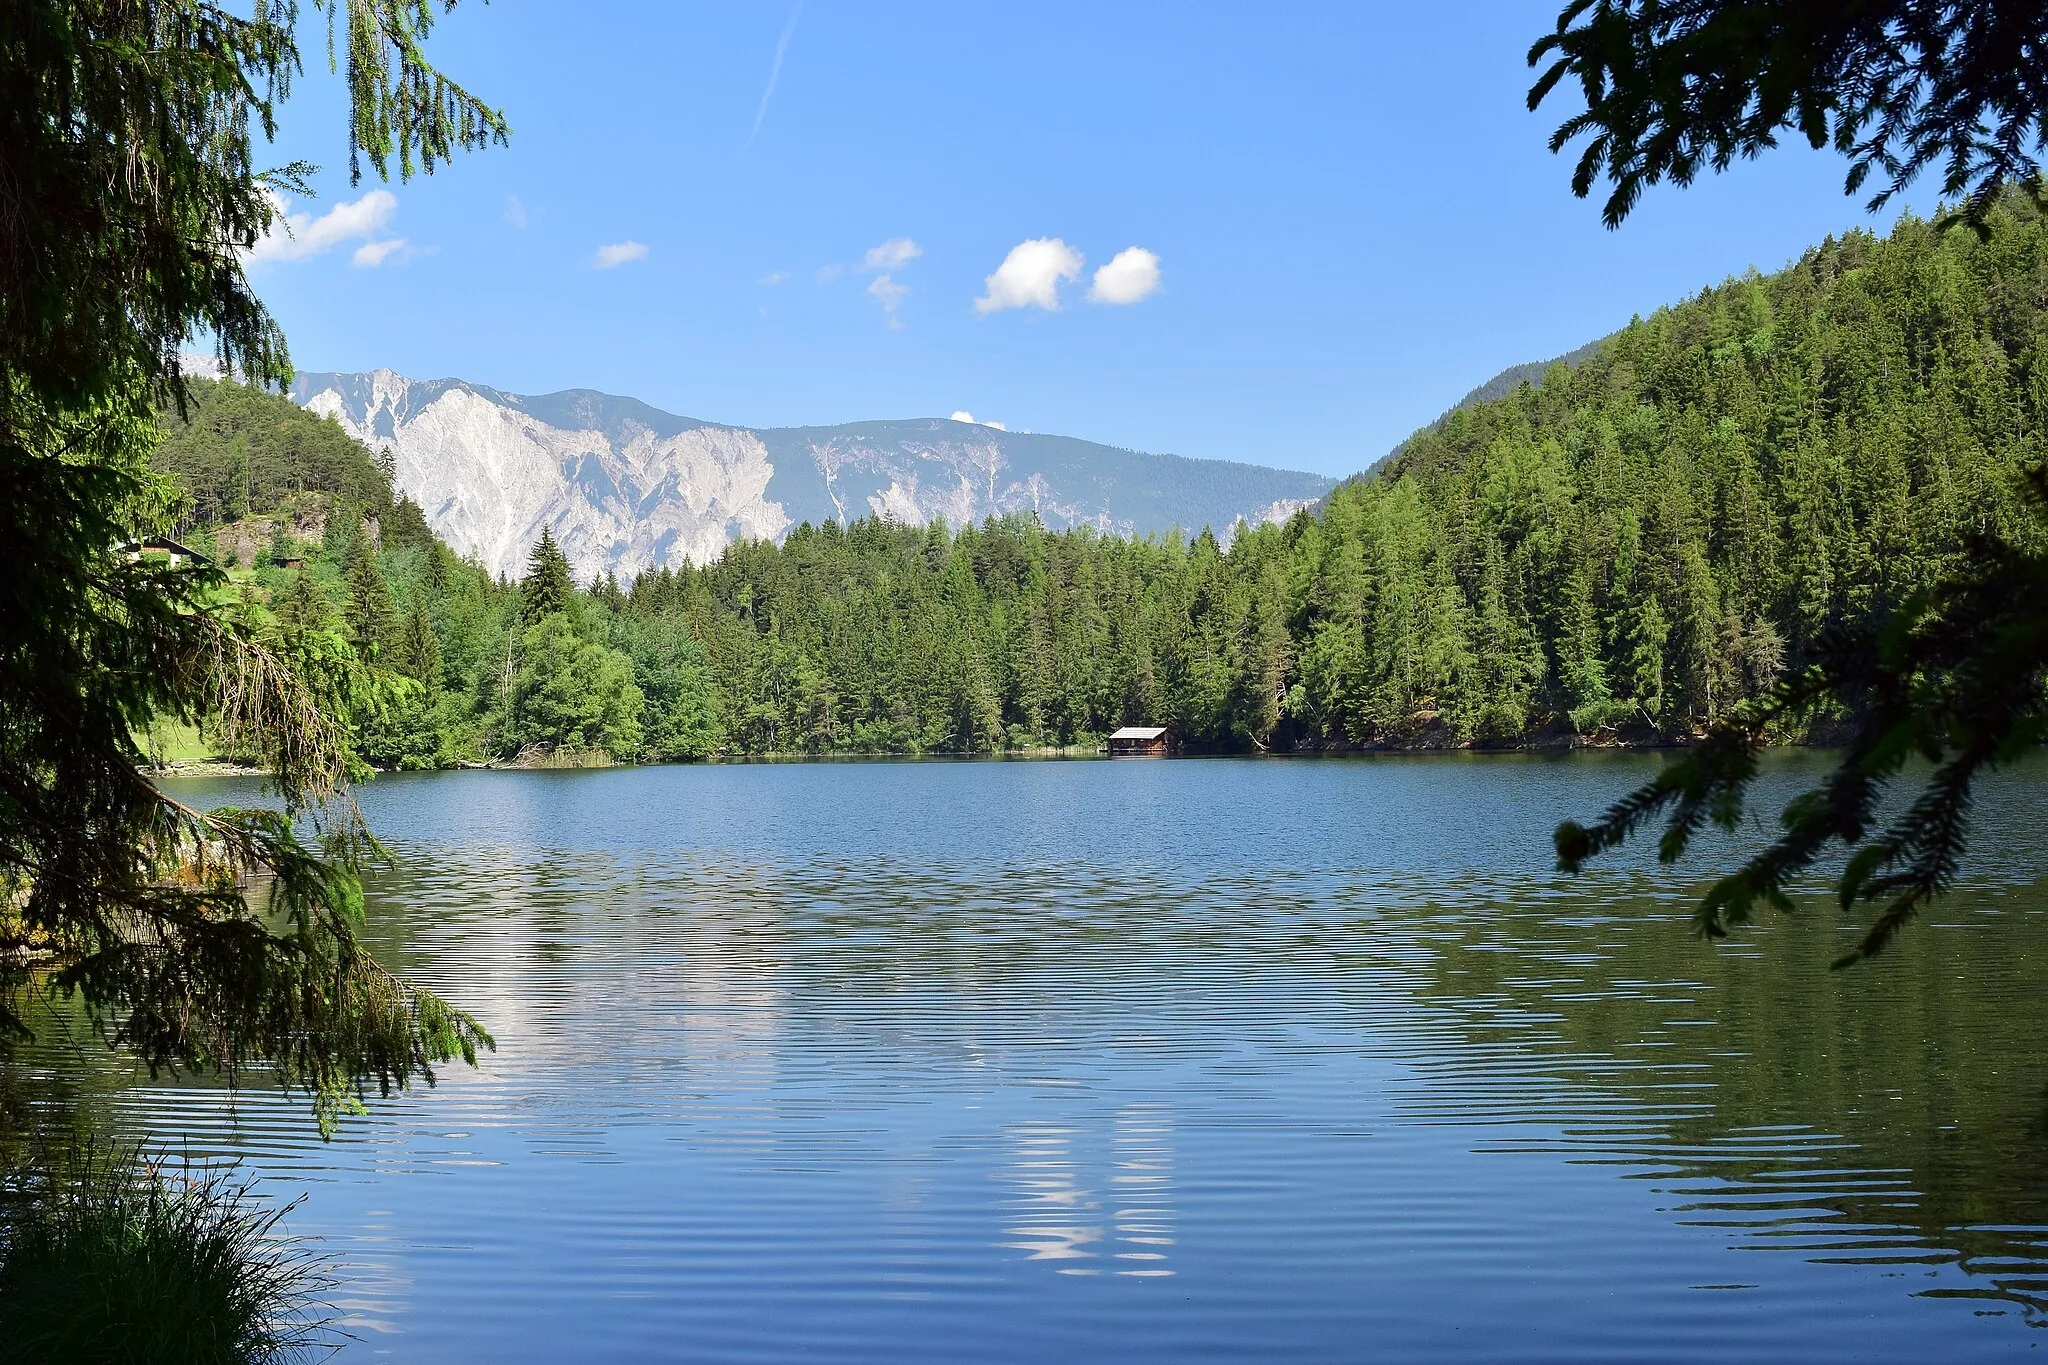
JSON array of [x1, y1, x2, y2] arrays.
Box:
[[1106, 725, 1170, 757]]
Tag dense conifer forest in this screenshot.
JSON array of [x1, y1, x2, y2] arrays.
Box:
[[161, 202, 2048, 765]]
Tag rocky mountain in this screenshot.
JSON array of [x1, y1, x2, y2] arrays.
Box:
[[291, 370, 1335, 581]]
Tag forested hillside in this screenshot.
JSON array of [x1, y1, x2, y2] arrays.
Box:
[[157, 200, 2048, 763], [156, 379, 434, 542]]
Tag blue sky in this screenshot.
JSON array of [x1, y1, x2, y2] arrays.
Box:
[[248, 1, 1921, 479]]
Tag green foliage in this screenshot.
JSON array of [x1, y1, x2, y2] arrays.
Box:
[[272, 571, 333, 635], [395, 598, 442, 686], [2, 4, 286, 415], [0, 1145, 332, 1364], [2, 1, 494, 409], [635, 198, 2048, 758], [609, 614, 721, 761], [1529, 1, 2048, 228], [0, 0, 502, 1135], [1558, 467, 2048, 966], [153, 379, 401, 529], [0, 406, 492, 1135], [519, 527, 577, 628], [342, 534, 397, 660], [508, 613, 644, 758], [1530, 5, 2048, 959]]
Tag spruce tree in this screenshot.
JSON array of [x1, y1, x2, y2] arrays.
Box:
[[0, 1, 503, 1132], [343, 534, 398, 661], [521, 527, 577, 627], [398, 600, 443, 688], [274, 571, 334, 637]]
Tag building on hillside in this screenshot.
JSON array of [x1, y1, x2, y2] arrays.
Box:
[[1107, 725, 1170, 757], [116, 537, 211, 569]]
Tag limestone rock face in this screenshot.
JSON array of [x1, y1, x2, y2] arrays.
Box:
[[210, 495, 348, 569], [293, 370, 1336, 582], [299, 371, 788, 581]]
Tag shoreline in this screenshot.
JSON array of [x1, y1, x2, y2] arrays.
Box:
[[142, 730, 1852, 780]]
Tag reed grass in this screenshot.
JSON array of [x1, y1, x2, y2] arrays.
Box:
[[0, 1144, 334, 1364]]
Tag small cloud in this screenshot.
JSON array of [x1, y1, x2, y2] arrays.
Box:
[[351, 239, 411, 268], [759, 270, 790, 286], [504, 194, 528, 229], [867, 273, 909, 328], [594, 240, 648, 269], [975, 238, 1083, 314], [1089, 246, 1161, 305], [816, 263, 844, 284], [862, 237, 921, 272], [949, 410, 1005, 430], [247, 189, 398, 265]]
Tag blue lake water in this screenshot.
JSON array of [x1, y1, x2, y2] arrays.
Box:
[[45, 754, 2048, 1360]]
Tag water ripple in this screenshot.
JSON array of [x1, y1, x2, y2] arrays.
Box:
[[14, 756, 2047, 1361]]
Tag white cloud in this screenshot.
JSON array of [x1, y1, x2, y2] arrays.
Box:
[[247, 190, 398, 265], [816, 263, 844, 284], [1089, 246, 1161, 305], [949, 410, 1005, 430], [594, 240, 648, 269], [867, 273, 909, 328], [862, 237, 921, 271], [975, 238, 1083, 314], [504, 194, 528, 229], [759, 270, 790, 286], [351, 239, 411, 269]]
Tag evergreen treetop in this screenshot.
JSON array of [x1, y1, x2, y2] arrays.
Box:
[[521, 527, 578, 627]]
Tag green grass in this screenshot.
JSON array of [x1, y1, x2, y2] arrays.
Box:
[[0, 1146, 333, 1364], [136, 722, 233, 766]]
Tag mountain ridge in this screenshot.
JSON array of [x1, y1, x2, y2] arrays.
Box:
[[292, 369, 1334, 581]]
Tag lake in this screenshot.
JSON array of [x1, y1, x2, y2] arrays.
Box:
[[27, 753, 2048, 1360]]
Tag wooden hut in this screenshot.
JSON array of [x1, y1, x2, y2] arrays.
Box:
[[1107, 725, 1170, 757]]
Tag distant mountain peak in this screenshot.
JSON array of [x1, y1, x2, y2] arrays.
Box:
[[292, 371, 1334, 580]]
